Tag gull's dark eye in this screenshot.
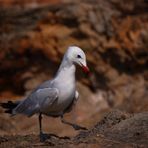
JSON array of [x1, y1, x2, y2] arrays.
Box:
[[77, 54, 82, 59]]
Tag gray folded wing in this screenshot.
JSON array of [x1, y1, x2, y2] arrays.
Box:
[[12, 88, 59, 117]]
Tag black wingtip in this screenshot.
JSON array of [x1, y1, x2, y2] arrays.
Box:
[[0, 101, 18, 114]]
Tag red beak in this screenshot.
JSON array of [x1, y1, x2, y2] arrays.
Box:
[[82, 65, 90, 74]]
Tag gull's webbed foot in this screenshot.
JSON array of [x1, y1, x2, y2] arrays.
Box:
[[40, 132, 50, 142], [72, 124, 87, 130]]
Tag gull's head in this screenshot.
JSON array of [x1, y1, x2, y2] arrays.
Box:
[[66, 46, 90, 74]]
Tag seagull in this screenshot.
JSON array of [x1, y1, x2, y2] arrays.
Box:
[[0, 46, 90, 142]]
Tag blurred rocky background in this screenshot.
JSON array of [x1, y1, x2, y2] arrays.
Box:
[[0, 0, 148, 142]]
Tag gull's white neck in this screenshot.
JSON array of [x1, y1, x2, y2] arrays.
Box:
[[55, 56, 76, 83]]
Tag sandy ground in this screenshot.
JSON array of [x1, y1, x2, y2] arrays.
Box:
[[0, 110, 147, 148]]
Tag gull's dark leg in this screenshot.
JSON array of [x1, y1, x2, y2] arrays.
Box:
[[60, 115, 87, 130], [39, 113, 42, 134], [39, 113, 48, 142]]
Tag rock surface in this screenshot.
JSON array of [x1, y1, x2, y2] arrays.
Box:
[[0, 110, 147, 147]]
